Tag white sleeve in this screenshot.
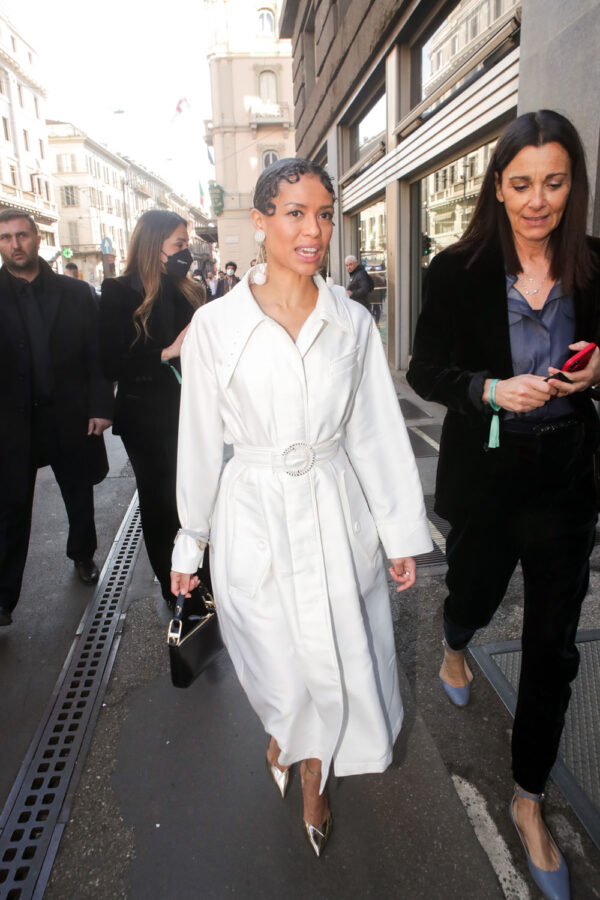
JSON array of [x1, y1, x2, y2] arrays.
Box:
[[171, 313, 225, 574], [345, 320, 433, 559]]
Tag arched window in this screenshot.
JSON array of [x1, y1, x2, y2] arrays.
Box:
[[258, 70, 277, 104], [258, 8, 275, 36], [263, 150, 279, 169]]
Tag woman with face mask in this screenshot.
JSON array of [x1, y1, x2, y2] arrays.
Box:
[[99, 209, 206, 606]]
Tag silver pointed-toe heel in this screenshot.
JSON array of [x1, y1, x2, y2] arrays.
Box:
[[510, 786, 570, 900], [304, 813, 333, 858], [266, 757, 290, 798]]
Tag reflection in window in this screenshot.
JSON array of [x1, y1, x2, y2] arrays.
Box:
[[258, 8, 275, 36], [419, 0, 522, 103], [259, 70, 277, 103], [351, 93, 386, 164], [357, 198, 387, 346], [263, 149, 279, 169]]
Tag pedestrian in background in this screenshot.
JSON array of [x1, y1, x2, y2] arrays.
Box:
[[99, 210, 207, 607], [215, 260, 239, 296], [64, 260, 99, 303], [171, 158, 431, 856], [345, 254, 373, 311], [408, 110, 600, 900], [0, 209, 114, 626]]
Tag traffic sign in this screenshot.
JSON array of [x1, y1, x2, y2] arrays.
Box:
[[101, 236, 113, 255]]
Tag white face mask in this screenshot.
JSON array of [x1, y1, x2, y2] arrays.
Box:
[[226, 267, 234, 277]]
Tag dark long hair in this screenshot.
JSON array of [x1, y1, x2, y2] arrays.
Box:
[[124, 209, 204, 341], [455, 110, 596, 293], [253, 157, 336, 215]]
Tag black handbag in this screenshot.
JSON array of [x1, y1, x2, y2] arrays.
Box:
[[167, 585, 225, 688]]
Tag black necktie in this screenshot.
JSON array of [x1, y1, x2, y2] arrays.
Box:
[[18, 281, 54, 407]]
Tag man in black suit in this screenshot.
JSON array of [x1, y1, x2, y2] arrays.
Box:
[[0, 210, 114, 626], [215, 261, 240, 297]]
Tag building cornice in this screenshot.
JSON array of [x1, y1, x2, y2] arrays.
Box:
[[0, 47, 46, 95]]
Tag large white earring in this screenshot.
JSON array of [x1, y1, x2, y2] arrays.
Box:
[[252, 229, 267, 285]]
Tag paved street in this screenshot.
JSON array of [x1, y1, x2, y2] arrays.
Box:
[[1, 386, 599, 899]]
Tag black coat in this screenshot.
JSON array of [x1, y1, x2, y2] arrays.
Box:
[[99, 274, 197, 441], [347, 264, 373, 307], [407, 241, 600, 522], [0, 259, 114, 503], [215, 274, 239, 298]]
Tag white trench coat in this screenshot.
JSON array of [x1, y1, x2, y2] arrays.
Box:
[[172, 274, 432, 790]]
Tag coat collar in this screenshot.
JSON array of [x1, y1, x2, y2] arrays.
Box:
[[220, 272, 353, 387]]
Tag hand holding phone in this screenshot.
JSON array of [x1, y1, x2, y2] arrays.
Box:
[[561, 342, 597, 372]]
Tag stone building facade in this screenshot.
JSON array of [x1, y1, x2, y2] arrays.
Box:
[[0, 8, 58, 258], [204, 0, 295, 270]]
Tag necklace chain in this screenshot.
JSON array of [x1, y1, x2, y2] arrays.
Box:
[[520, 268, 549, 296]]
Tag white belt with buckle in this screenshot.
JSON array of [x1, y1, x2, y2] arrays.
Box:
[[233, 439, 340, 476]]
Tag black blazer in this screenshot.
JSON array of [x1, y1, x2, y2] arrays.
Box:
[[99, 274, 196, 442], [0, 260, 114, 502], [407, 240, 600, 522]]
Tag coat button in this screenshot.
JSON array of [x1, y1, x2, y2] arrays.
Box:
[[353, 521, 361, 534], [257, 539, 267, 551]]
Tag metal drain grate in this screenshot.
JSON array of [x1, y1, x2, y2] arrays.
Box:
[[471, 630, 600, 848], [0, 495, 142, 900], [416, 495, 449, 569]]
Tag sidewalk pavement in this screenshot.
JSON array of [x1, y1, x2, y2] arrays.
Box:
[[34, 376, 600, 898]]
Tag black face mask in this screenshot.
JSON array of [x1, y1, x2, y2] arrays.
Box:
[[164, 247, 193, 279]]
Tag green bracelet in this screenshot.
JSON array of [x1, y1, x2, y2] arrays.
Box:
[[487, 379, 501, 449], [161, 356, 182, 385]]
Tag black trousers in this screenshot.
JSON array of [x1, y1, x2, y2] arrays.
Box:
[[0, 454, 97, 613], [443, 421, 597, 794], [122, 431, 210, 604]]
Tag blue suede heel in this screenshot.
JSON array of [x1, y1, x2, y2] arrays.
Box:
[[510, 787, 570, 900], [440, 641, 472, 707], [439, 676, 471, 707]]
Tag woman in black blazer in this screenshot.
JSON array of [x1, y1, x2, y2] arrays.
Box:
[[99, 210, 205, 605], [408, 111, 600, 900]]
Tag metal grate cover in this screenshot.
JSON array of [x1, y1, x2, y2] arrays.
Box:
[[416, 495, 449, 569], [470, 630, 600, 848], [0, 496, 142, 900]]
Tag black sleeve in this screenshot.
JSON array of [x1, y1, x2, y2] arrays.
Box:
[[406, 254, 491, 420], [77, 282, 114, 420]]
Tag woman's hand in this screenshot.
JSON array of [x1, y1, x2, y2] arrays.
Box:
[[170, 570, 200, 599], [389, 558, 416, 592], [161, 324, 190, 362], [484, 375, 557, 413], [547, 341, 600, 396]]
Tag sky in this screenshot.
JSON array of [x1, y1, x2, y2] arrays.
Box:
[[4, 0, 215, 210]]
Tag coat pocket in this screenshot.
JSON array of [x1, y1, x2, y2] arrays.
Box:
[[338, 467, 380, 566], [330, 346, 359, 377], [228, 480, 272, 598]]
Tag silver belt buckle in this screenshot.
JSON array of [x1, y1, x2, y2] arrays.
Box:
[[282, 441, 316, 477]]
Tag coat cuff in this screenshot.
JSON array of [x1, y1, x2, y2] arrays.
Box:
[[376, 520, 434, 560], [468, 370, 491, 412], [171, 533, 206, 574]]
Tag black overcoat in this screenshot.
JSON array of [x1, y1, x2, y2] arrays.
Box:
[[99, 274, 196, 441], [0, 260, 114, 503], [407, 240, 600, 522]]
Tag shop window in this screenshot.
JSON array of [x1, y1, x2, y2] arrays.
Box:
[[259, 70, 277, 104], [410, 137, 497, 343], [355, 197, 387, 346]]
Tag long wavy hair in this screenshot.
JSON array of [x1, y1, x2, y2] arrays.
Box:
[[124, 209, 204, 341], [454, 110, 597, 293]]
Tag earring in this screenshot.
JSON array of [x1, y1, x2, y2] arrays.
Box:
[[252, 229, 267, 285]]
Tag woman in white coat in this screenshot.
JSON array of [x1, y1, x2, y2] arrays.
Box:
[[171, 158, 432, 857]]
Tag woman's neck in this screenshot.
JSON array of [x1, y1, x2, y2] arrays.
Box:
[[513, 234, 551, 271], [252, 264, 318, 309]]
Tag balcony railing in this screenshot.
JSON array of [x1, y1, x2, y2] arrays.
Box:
[[0, 183, 58, 221]]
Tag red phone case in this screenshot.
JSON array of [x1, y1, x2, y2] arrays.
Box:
[[562, 342, 597, 372]]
